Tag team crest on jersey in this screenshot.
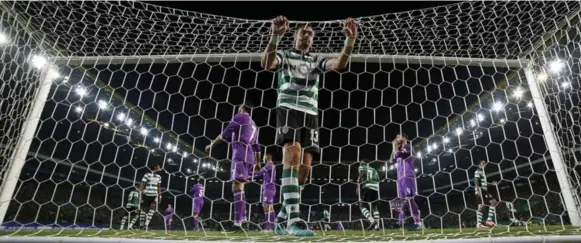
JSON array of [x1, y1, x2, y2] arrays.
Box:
[[298, 62, 311, 74], [281, 125, 289, 134]]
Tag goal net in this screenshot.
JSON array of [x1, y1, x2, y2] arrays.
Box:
[[1, 1, 581, 242]]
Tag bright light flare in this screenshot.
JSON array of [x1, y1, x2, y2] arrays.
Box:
[[154, 137, 160, 143], [74, 106, 82, 113], [416, 152, 422, 157], [469, 119, 476, 127], [414, 168, 419, 173], [74, 86, 87, 97], [549, 60, 565, 73], [182, 152, 188, 158], [492, 102, 503, 112], [455, 127, 463, 135], [30, 55, 48, 69], [116, 112, 126, 121], [527, 102, 533, 108], [139, 127, 148, 135], [46, 68, 60, 81], [0, 32, 9, 45], [561, 82, 571, 89], [431, 143, 438, 150], [125, 118, 134, 126], [500, 118, 506, 123], [103, 122, 110, 128], [443, 137, 449, 144], [97, 100, 108, 110], [512, 87, 524, 99], [477, 113, 485, 122]]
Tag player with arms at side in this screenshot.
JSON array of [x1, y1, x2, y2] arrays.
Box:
[[164, 204, 174, 230], [260, 16, 357, 237], [357, 158, 381, 230], [128, 164, 162, 230], [392, 134, 422, 230], [322, 209, 331, 231], [120, 184, 140, 230], [475, 160, 498, 228], [190, 180, 205, 231], [206, 105, 261, 231], [252, 152, 277, 231]]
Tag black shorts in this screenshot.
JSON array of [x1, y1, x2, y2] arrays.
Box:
[[361, 188, 379, 203], [276, 107, 319, 154], [476, 190, 497, 205], [141, 195, 158, 209]]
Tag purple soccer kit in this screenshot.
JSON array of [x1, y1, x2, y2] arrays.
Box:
[[191, 183, 204, 231], [221, 113, 260, 225], [164, 208, 174, 223], [253, 163, 277, 230], [394, 143, 421, 225]]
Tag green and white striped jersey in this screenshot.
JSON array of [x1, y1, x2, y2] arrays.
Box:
[[474, 168, 487, 194], [323, 210, 330, 220], [126, 190, 140, 208], [275, 50, 328, 116], [141, 172, 162, 197], [359, 164, 380, 191]]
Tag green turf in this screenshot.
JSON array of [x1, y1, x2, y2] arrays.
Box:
[[0, 226, 580, 242]]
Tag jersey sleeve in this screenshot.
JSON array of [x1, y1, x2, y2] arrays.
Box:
[[474, 171, 482, 187], [316, 55, 329, 73], [396, 144, 411, 159], [221, 114, 245, 141], [141, 173, 149, 183], [275, 50, 286, 70]]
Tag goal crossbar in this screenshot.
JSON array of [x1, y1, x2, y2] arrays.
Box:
[[52, 53, 529, 68]]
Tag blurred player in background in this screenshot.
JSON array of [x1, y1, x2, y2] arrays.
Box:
[[260, 15, 357, 237], [475, 160, 499, 228], [206, 104, 261, 231], [322, 209, 331, 231], [253, 152, 277, 231], [357, 158, 380, 230], [164, 204, 174, 230], [191, 180, 205, 231], [392, 134, 422, 230], [120, 184, 140, 230], [129, 164, 162, 230]]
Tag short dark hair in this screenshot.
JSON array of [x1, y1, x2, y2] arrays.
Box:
[[295, 24, 313, 34], [240, 101, 254, 113], [151, 164, 160, 170]]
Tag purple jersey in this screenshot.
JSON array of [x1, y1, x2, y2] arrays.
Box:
[[221, 113, 260, 164], [165, 208, 174, 216], [395, 144, 415, 179], [191, 184, 204, 199], [254, 163, 276, 191]]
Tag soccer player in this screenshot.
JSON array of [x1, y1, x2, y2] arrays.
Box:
[[475, 160, 499, 228], [190, 180, 205, 231], [252, 153, 277, 231], [164, 204, 174, 230], [357, 159, 380, 230], [120, 184, 140, 230], [322, 209, 331, 231], [392, 134, 422, 229], [260, 15, 357, 237], [129, 164, 162, 230], [205, 104, 261, 230]]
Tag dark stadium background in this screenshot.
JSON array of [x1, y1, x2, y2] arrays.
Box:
[[4, 1, 573, 230]]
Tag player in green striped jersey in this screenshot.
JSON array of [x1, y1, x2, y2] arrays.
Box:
[[475, 160, 499, 229], [120, 184, 140, 230], [261, 15, 358, 237], [357, 159, 380, 230]]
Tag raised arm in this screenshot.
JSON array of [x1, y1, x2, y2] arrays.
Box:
[[261, 16, 289, 70], [324, 18, 358, 71]]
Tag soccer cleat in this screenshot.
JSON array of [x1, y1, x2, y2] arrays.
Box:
[[366, 221, 377, 231], [274, 223, 288, 236], [485, 221, 496, 227]]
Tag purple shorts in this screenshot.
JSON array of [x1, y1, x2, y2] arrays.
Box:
[[398, 177, 417, 198], [193, 198, 204, 215], [230, 161, 253, 182], [164, 215, 173, 222], [262, 189, 276, 205]]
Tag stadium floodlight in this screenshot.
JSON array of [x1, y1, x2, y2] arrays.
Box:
[[561, 82, 571, 89], [549, 59, 565, 73], [116, 112, 126, 121], [0, 32, 9, 45], [182, 152, 188, 158], [186, 168, 192, 174], [431, 143, 438, 150], [125, 118, 134, 126], [103, 122, 110, 128], [427, 146, 432, 153], [537, 72, 548, 82], [477, 113, 485, 121], [414, 168, 419, 173], [46, 68, 60, 81], [492, 102, 504, 112], [455, 127, 463, 135], [500, 118, 506, 123], [389, 165, 395, 171], [527, 102, 534, 108], [30, 54, 48, 69], [447, 148, 453, 153], [443, 137, 449, 144], [153, 137, 160, 143], [97, 100, 108, 110], [74, 86, 87, 97], [73, 106, 82, 113], [416, 152, 422, 158], [165, 143, 172, 150], [469, 119, 476, 127], [193, 159, 198, 163], [512, 87, 524, 99], [139, 127, 148, 135], [172, 146, 178, 152]]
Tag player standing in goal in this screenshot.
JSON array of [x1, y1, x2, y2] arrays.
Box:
[[260, 15, 357, 237], [357, 159, 381, 230], [129, 164, 162, 230], [475, 160, 498, 228], [252, 152, 277, 231], [190, 180, 205, 231], [120, 184, 140, 230], [322, 209, 331, 231], [392, 134, 422, 230], [164, 204, 174, 230], [206, 104, 261, 230]]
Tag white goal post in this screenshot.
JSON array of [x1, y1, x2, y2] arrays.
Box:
[[1, 1, 581, 243]]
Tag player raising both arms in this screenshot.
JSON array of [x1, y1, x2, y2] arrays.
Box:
[[190, 180, 205, 231], [475, 160, 499, 228], [392, 134, 422, 230], [206, 104, 261, 231], [260, 16, 357, 237], [357, 159, 380, 230], [252, 153, 277, 231]]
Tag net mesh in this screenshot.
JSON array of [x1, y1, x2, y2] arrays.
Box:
[[0, 1, 581, 242]]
